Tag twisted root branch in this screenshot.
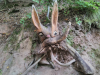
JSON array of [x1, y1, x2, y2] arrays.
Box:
[[50, 50, 75, 66]]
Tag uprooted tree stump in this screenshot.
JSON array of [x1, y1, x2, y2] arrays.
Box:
[[21, 22, 94, 75], [21, 1, 94, 75]]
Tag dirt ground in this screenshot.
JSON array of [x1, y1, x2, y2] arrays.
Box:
[[0, 1, 100, 75]]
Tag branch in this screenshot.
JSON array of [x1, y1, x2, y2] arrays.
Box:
[[21, 54, 46, 75], [50, 50, 75, 66]]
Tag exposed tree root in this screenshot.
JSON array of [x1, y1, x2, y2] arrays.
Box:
[[50, 50, 75, 66]]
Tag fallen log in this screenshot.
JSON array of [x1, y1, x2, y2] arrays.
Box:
[[61, 43, 94, 74]]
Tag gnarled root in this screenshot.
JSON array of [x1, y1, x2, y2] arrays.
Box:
[[50, 50, 75, 66]]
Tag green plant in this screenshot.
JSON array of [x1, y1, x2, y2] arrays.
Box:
[[80, 8, 100, 33], [3, 13, 32, 51], [32, 0, 49, 13], [66, 35, 74, 46], [0, 69, 2, 75], [19, 13, 33, 32], [20, 17, 26, 27], [75, 0, 98, 9], [63, 10, 67, 16], [32, 0, 39, 4], [26, 13, 31, 19], [32, 43, 37, 49], [75, 16, 82, 25]]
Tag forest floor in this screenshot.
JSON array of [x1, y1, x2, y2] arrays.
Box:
[[0, 1, 100, 75]]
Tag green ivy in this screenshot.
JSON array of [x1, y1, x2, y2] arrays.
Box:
[[32, 0, 39, 4]]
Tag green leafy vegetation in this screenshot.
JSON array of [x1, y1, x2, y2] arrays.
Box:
[[75, 16, 82, 26], [66, 35, 74, 46], [0, 69, 2, 75], [63, 9, 70, 16], [83, 9, 100, 30], [32, 42, 37, 49], [74, 0, 99, 10], [60, 0, 100, 31], [26, 13, 31, 19], [20, 13, 33, 31]]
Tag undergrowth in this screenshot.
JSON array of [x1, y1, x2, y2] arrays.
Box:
[[66, 34, 74, 46], [0, 69, 2, 75], [32, 0, 100, 32], [67, 0, 100, 31], [4, 27, 21, 51], [4, 13, 33, 51], [70, 0, 100, 31], [83, 9, 100, 30]]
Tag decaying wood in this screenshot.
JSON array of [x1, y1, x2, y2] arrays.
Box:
[[32, 22, 94, 74], [42, 22, 71, 47], [33, 22, 71, 54], [61, 43, 94, 74]]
